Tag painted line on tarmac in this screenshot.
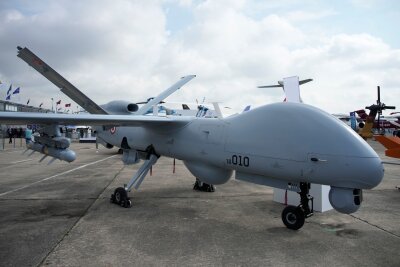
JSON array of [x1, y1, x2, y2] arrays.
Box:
[[0, 154, 118, 197], [382, 161, 400, 165], [10, 159, 33, 164], [0, 149, 25, 153]]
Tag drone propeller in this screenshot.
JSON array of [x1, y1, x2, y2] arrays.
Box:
[[365, 86, 396, 133], [377, 86, 381, 130]]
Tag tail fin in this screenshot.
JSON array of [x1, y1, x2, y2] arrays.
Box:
[[258, 76, 311, 103], [355, 109, 367, 120]]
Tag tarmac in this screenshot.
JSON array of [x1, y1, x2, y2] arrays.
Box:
[[0, 138, 399, 267]]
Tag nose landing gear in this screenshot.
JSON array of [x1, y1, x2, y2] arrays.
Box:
[[110, 153, 159, 208], [111, 187, 132, 208], [281, 182, 314, 230]]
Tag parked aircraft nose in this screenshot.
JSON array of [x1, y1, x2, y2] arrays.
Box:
[[226, 102, 385, 189], [361, 156, 384, 188], [302, 104, 384, 189]]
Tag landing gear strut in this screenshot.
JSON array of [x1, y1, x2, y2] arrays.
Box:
[[281, 182, 313, 230], [110, 153, 159, 208], [193, 178, 215, 192]]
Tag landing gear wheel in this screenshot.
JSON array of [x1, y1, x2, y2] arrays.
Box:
[[193, 179, 215, 192], [111, 187, 132, 208], [282, 205, 305, 230]]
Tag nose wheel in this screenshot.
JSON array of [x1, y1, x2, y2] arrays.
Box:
[[281, 182, 313, 230], [110, 187, 132, 208], [110, 152, 159, 208]]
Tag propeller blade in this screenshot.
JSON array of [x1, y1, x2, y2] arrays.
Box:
[[377, 86, 381, 105], [299, 79, 313, 85], [257, 84, 282, 88]]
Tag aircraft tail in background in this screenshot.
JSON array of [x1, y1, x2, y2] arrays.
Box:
[[355, 109, 368, 120], [374, 135, 400, 158]]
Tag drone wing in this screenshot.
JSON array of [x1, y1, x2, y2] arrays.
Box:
[[0, 112, 192, 128], [17, 46, 108, 115], [135, 75, 196, 115]]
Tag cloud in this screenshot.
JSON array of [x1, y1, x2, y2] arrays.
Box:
[[0, 0, 168, 108], [158, 2, 400, 113], [0, 0, 399, 115], [285, 10, 336, 22]]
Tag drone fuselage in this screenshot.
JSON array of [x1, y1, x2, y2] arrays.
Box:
[[99, 102, 383, 191]]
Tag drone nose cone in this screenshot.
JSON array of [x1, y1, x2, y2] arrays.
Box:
[[363, 157, 384, 188], [287, 102, 384, 189]]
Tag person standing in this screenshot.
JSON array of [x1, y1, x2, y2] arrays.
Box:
[[25, 126, 32, 144], [7, 128, 13, 144]]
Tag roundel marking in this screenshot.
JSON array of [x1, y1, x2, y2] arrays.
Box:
[[110, 127, 117, 134]]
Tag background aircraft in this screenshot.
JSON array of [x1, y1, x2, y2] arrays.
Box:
[[0, 47, 385, 230], [374, 135, 400, 159], [356, 86, 395, 139]]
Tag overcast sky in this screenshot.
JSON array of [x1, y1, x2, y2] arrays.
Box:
[[0, 0, 399, 115]]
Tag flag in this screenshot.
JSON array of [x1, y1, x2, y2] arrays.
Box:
[[65, 103, 71, 107], [39, 103, 43, 108], [7, 84, 12, 95], [12, 87, 20, 95], [26, 99, 30, 105], [56, 100, 61, 105], [6, 95, 11, 101]]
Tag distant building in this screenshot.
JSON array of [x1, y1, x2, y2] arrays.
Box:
[[0, 100, 51, 113], [0, 100, 52, 141]]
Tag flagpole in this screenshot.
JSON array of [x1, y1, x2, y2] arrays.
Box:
[[51, 98, 54, 113]]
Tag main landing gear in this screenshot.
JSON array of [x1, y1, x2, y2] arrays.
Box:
[[193, 178, 215, 192], [110, 153, 159, 208], [281, 182, 314, 230]]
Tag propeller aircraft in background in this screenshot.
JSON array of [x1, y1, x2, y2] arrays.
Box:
[[356, 86, 396, 139]]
